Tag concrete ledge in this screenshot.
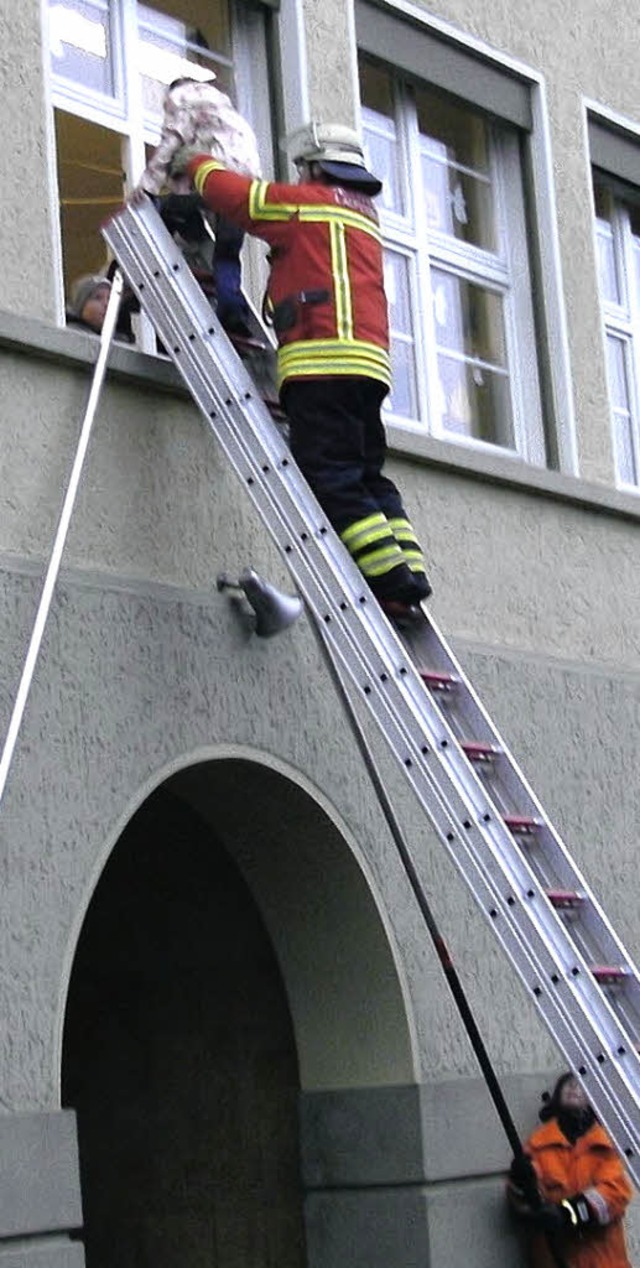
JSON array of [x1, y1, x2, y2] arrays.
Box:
[[304, 1178, 522, 1268], [0, 1112, 82, 1238], [0, 1241, 84, 1268], [0, 309, 181, 395], [386, 422, 640, 523], [305, 1188, 430, 1268], [301, 1072, 554, 1186], [1, 307, 639, 523], [424, 1177, 522, 1268]]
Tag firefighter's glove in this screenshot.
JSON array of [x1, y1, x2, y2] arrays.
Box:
[[535, 1196, 596, 1233], [508, 1153, 541, 1211], [169, 145, 204, 177], [559, 1195, 598, 1230], [510, 1154, 538, 1192], [533, 1202, 570, 1233]]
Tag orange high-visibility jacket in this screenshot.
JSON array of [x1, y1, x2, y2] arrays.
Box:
[[521, 1120, 633, 1268], [186, 156, 391, 391]]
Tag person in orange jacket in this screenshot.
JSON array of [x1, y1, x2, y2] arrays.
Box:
[[170, 122, 431, 611], [507, 1072, 633, 1268]]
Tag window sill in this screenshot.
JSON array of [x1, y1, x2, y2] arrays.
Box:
[[0, 309, 181, 394], [1, 308, 639, 526], [386, 421, 640, 523]]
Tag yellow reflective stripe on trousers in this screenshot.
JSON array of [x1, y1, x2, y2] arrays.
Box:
[[356, 545, 406, 578], [330, 221, 353, 342], [388, 517, 418, 543], [340, 515, 405, 579], [388, 517, 426, 573], [340, 513, 391, 551]]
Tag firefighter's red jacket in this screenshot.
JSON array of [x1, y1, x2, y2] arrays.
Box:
[[513, 1119, 633, 1268], [187, 156, 391, 391]]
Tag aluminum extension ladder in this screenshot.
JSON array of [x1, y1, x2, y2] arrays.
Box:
[[104, 199, 640, 1182]]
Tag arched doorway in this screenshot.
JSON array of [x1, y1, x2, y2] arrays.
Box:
[[62, 780, 307, 1268]]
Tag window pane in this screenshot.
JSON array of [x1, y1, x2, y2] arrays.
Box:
[[360, 61, 402, 216], [436, 354, 514, 447], [140, 0, 231, 55], [604, 336, 638, 484], [49, 0, 115, 97], [633, 232, 640, 308], [138, 1, 234, 119], [55, 110, 123, 291], [416, 87, 496, 252], [606, 334, 630, 411], [612, 411, 638, 485], [384, 251, 417, 417], [432, 269, 507, 366], [593, 183, 620, 304], [432, 269, 513, 446], [384, 250, 412, 332], [387, 338, 418, 418]]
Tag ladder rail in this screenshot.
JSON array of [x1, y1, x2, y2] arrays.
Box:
[[414, 616, 640, 981], [103, 201, 640, 1182]]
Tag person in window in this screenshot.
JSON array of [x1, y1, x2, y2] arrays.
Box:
[[507, 1072, 633, 1268], [66, 273, 134, 342], [130, 75, 260, 336], [168, 121, 431, 612], [66, 275, 112, 335]]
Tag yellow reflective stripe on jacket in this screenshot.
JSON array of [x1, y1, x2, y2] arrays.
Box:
[[277, 339, 391, 387], [299, 205, 382, 241], [330, 221, 353, 342], [192, 160, 226, 197], [248, 180, 298, 221], [244, 187, 382, 236]]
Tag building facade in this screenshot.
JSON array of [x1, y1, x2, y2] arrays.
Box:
[[0, 0, 639, 1265]]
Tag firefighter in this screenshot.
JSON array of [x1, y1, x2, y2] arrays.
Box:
[[171, 121, 431, 611], [507, 1073, 633, 1268]]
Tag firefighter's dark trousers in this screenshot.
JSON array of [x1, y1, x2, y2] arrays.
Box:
[[281, 376, 430, 604]]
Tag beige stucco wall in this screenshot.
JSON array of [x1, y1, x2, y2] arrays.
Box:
[[0, 0, 60, 322], [0, 0, 637, 1247]]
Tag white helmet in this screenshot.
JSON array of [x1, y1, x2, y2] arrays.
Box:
[[288, 122, 382, 194]]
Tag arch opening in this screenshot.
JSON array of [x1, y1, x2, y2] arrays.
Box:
[[62, 755, 416, 1268]]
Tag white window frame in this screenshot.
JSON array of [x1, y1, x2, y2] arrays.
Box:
[[360, 69, 544, 464], [593, 183, 640, 490], [45, 0, 274, 344], [351, 0, 579, 476]]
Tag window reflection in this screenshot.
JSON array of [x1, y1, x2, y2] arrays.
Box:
[[49, 0, 115, 97]]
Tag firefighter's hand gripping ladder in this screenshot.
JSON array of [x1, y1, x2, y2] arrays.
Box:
[[12, 196, 634, 1177]]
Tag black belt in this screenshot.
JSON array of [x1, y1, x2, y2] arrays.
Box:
[[271, 289, 330, 333]]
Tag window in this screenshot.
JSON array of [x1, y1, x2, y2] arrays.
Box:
[[593, 180, 640, 489], [47, 0, 273, 324], [358, 56, 544, 463]]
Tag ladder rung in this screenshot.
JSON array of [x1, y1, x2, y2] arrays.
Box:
[[462, 740, 500, 764], [592, 965, 628, 985], [420, 670, 459, 693], [503, 815, 541, 836], [547, 890, 585, 910]]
